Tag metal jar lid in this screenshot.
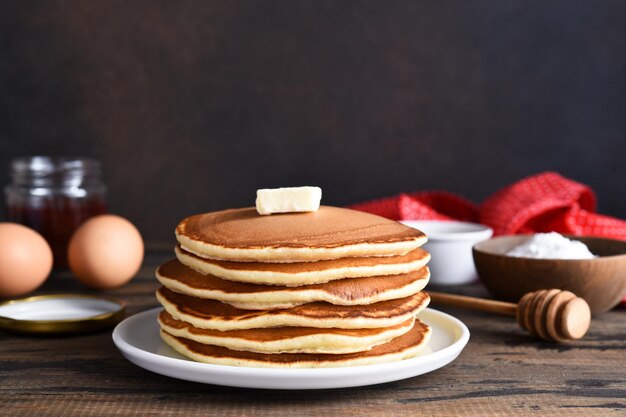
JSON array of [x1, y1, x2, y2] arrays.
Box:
[[0, 294, 126, 335]]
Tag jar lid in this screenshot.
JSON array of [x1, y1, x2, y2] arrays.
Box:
[[0, 294, 125, 335]]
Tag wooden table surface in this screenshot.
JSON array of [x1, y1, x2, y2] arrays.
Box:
[[1, 250, 624, 416]]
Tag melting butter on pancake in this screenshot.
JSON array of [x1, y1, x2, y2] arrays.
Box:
[[176, 206, 426, 263], [158, 311, 415, 354], [156, 287, 430, 331], [157, 259, 430, 310], [175, 245, 430, 287], [160, 319, 431, 368]]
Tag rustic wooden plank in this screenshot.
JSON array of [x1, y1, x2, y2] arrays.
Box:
[[0, 250, 624, 416]]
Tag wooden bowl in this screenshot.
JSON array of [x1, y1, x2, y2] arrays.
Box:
[[473, 235, 626, 314]]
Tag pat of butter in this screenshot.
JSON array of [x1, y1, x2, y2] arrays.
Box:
[[256, 187, 322, 215]]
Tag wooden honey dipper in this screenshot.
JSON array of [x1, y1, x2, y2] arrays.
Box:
[[428, 289, 591, 342]]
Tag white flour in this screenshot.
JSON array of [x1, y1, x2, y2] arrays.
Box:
[[507, 232, 595, 259]]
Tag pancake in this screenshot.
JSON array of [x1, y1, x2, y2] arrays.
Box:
[[157, 287, 430, 331], [176, 206, 426, 263], [176, 245, 430, 287], [158, 311, 415, 354], [157, 259, 430, 310], [160, 318, 431, 368]]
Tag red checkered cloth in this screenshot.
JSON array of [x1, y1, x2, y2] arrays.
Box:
[[349, 172, 626, 306], [349, 172, 626, 240]]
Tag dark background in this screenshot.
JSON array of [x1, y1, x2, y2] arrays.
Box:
[[1, 0, 625, 246]]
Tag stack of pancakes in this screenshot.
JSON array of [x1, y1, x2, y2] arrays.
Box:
[[156, 206, 432, 368]]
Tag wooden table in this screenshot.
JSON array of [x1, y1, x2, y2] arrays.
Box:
[[1, 250, 624, 416]]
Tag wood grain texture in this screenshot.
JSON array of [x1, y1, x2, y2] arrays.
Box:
[[0, 250, 624, 416]]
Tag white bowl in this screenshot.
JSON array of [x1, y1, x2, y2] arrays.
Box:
[[400, 220, 493, 285]]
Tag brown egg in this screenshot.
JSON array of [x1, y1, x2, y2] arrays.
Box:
[[68, 215, 144, 289], [0, 223, 53, 297]]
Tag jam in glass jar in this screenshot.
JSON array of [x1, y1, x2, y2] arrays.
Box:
[[5, 157, 107, 269]]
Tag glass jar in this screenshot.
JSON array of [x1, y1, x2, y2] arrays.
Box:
[[5, 157, 107, 269]]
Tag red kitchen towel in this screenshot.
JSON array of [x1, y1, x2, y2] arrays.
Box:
[[349, 172, 626, 241], [350, 172, 626, 305]]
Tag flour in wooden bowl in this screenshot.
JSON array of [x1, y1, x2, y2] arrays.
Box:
[[507, 232, 595, 259]]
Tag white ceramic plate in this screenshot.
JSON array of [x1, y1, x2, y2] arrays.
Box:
[[113, 307, 469, 389]]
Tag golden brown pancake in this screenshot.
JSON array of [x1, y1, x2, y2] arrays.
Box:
[[158, 311, 416, 354], [176, 206, 426, 262], [156, 287, 430, 331], [156, 259, 430, 309], [160, 318, 431, 368], [175, 245, 430, 286]]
